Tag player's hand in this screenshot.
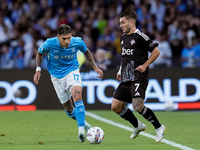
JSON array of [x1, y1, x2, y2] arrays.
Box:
[[94, 67, 103, 79], [33, 71, 41, 85], [135, 65, 146, 73], [116, 74, 121, 81]]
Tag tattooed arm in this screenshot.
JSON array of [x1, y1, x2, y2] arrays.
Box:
[[84, 49, 103, 79], [33, 52, 43, 85], [35, 52, 43, 68]]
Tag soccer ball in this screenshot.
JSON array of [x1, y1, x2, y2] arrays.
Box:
[[164, 101, 174, 111], [87, 127, 105, 144], [14, 89, 22, 97]]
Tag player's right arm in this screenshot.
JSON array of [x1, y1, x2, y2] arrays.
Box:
[[116, 65, 121, 81], [33, 52, 43, 85], [33, 40, 49, 85]]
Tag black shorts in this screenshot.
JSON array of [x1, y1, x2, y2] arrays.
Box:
[[113, 81, 146, 103]]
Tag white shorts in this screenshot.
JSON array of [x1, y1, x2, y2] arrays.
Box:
[[51, 69, 82, 104]]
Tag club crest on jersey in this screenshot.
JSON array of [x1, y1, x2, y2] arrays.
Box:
[[54, 55, 59, 60], [71, 48, 75, 52], [131, 39, 135, 45]]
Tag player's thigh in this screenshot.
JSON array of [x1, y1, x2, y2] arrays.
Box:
[[51, 75, 71, 104], [113, 82, 132, 103], [66, 69, 83, 102], [112, 83, 131, 113]]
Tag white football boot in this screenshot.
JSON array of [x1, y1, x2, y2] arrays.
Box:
[[130, 121, 147, 139], [85, 121, 92, 132], [78, 127, 85, 142], [156, 124, 166, 143]]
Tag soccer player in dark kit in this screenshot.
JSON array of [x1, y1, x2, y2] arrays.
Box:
[[111, 11, 166, 143]]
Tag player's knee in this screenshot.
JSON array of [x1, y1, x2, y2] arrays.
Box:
[[132, 97, 144, 113], [133, 105, 139, 112], [133, 105, 143, 113], [111, 103, 116, 112], [111, 98, 125, 113], [111, 103, 121, 113], [72, 92, 82, 102], [71, 86, 82, 102], [73, 96, 82, 102]]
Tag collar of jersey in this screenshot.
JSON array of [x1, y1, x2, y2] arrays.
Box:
[[125, 29, 139, 36], [134, 29, 139, 33]]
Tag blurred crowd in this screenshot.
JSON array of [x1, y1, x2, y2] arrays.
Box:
[[0, 0, 200, 70]]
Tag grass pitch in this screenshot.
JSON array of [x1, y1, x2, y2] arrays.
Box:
[[0, 110, 199, 150]]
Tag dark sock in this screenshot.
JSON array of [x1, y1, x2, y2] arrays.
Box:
[[140, 106, 161, 129], [118, 106, 138, 128]]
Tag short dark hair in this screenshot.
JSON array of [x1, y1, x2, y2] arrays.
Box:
[[119, 11, 137, 20], [57, 24, 72, 35]]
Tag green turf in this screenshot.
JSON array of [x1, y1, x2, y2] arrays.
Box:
[[0, 110, 199, 150]]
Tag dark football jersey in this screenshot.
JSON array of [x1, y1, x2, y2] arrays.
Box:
[[120, 29, 158, 87]]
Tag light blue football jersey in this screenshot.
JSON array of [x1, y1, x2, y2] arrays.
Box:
[[38, 36, 87, 78]]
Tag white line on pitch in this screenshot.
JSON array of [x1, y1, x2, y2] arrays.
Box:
[[86, 111, 195, 150]]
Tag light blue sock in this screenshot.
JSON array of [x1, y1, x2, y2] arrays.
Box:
[[65, 108, 76, 120], [74, 100, 85, 127]]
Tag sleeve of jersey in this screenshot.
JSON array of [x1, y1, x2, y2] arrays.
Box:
[[38, 40, 49, 54], [79, 39, 88, 53], [145, 38, 159, 53]]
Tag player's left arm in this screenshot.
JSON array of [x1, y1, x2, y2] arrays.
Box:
[[136, 47, 160, 73], [84, 49, 103, 79]]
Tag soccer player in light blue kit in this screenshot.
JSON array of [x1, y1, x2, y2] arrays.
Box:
[[33, 24, 103, 142]]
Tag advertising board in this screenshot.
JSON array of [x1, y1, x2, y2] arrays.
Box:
[[0, 68, 200, 111]]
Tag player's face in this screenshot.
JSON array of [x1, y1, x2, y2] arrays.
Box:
[[119, 17, 132, 34], [57, 33, 72, 48]]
